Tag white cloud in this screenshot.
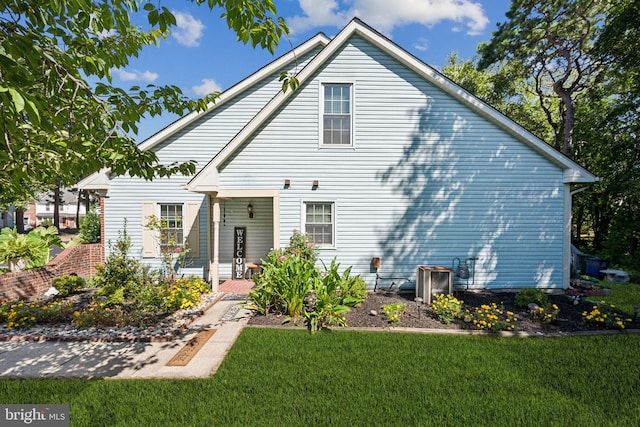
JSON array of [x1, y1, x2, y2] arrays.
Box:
[[192, 79, 222, 96], [171, 11, 205, 47], [288, 0, 489, 36], [113, 69, 159, 82]]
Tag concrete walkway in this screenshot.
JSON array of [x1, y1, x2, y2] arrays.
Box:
[[0, 281, 254, 379]]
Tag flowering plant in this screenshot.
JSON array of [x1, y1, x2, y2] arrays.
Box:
[[582, 301, 631, 330], [464, 302, 518, 331], [430, 293, 464, 324], [381, 303, 406, 326]]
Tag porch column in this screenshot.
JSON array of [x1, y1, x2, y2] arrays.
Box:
[[210, 197, 221, 291]]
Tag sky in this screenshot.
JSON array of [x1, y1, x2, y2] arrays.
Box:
[[120, 0, 512, 142]]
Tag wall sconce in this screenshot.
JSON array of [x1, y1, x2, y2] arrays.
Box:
[[372, 257, 381, 269], [284, 179, 291, 189], [312, 180, 319, 189], [247, 203, 254, 219]]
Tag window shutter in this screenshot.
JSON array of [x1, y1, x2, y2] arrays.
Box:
[[186, 202, 200, 258], [141, 202, 156, 258]]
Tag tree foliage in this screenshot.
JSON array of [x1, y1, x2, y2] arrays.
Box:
[[442, 52, 554, 143], [0, 0, 288, 204], [478, 0, 606, 156]]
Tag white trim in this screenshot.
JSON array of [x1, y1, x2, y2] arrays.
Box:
[[319, 81, 355, 148], [302, 200, 336, 249], [187, 18, 596, 193]]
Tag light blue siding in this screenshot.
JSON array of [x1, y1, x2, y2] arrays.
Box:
[[103, 47, 322, 276], [218, 36, 566, 289]]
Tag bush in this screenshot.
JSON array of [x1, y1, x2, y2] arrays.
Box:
[[515, 288, 549, 308], [52, 275, 87, 298], [92, 224, 144, 306], [79, 210, 101, 243]]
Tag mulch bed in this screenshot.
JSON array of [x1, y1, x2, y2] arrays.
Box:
[[247, 290, 640, 334]]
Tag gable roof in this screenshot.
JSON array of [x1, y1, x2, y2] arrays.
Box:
[[187, 18, 597, 193], [76, 32, 332, 192]]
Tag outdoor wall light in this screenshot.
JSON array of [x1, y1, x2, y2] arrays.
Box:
[[312, 180, 319, 189], [284, 179, 291, 188], [247, 203, 254, 219], [372, 257, 381, 269]]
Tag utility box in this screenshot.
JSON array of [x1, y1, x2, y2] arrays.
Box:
[[416, 266, 453, 305]]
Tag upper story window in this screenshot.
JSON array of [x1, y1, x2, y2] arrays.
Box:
[[322, 83, 352, 146]]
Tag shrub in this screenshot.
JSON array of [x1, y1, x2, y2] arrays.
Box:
[[79, 210, 101, 243], [52, 275, 87, 298], [515, 288, 549, 308], [381, 303, 406, 326], [430, 293, 464, 324], [92, 224, 144, 306], [464, 303, 518, 331]]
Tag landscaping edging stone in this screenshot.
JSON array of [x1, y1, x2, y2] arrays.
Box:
[[0, 292, 223, 343]]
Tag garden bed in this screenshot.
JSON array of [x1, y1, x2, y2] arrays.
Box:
[[0, 288, 221, 342], [247, 290, 640, 334]]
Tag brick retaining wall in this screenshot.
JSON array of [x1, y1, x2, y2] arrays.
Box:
[[0, 244, 104, 301]]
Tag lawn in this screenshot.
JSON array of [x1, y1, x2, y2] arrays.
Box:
[[1, 329, 639, 426]]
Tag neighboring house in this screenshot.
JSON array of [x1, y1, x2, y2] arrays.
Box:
[[25, 190, 87, 229], [78, 19, 596, 291]]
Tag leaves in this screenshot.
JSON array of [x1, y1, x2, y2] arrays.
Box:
[[0, 0, 288, 204]]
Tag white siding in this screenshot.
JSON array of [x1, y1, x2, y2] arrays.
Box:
[[218, 36, 566, 289]]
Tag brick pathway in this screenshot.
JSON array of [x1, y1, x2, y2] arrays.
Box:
[[218, 280, 254, 294]]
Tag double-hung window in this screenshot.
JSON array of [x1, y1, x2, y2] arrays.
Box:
[[322, 83, 352, 146], [304, 202, 334, 246], [159, 204, 183, 252]]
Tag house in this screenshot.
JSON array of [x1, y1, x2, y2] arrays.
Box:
[[78, 19, 596, 291], [24, 190, 88, 229]]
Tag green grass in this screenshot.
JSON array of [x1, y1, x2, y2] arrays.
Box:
[[1, 329, 639, 426]]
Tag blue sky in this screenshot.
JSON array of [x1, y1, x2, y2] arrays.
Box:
[[121, 1, 511, 142]]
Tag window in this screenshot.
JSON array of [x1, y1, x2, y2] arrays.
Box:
[[304, 202, 334, 246], [322, 83, 351, 145], [160, 204, 183, 251]]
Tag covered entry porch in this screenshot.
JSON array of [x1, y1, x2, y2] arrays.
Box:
[[206, 190, 280, 290]]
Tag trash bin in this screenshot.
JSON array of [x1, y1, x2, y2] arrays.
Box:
[[585, 258, 609, 280]]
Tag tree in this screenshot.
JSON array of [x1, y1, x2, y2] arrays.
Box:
[[442, 52, 554, 142], [478, 0, 606, 157], [574, 0, 640, 267], [0, 0, 288, 204]]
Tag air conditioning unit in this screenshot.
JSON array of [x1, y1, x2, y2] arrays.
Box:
[[416, 266, 453, 305]]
